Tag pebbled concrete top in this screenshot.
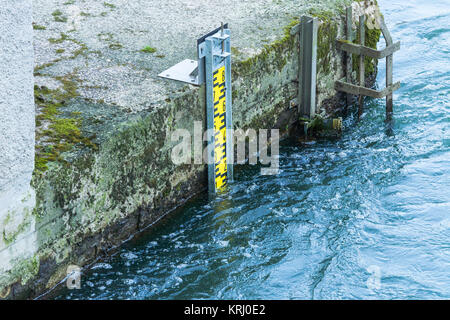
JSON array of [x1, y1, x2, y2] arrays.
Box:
[[33, 0, 350, 112]]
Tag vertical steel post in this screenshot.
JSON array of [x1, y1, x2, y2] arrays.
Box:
[[224, 29, 233, 182], [204, 38, 215, 193], [204, 27, 232, 194], [345, 6, 353, 107], [358, 14, 365, 118], [298, 16, 318, 119]]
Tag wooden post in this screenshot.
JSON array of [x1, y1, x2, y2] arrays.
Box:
[[358, 15, 365, 118], [380, 18, 394, 121], [345, 6, 353, 107], [386, 54, 393, 121]]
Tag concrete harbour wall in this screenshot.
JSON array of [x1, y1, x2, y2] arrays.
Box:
[[0, 0, 382, 299]]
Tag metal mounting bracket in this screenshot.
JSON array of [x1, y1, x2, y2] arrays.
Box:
[[158, 59, 200, 85], [158, 24, 229, 86]]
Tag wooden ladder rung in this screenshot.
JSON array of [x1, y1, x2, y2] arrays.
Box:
[[335, 79, 400, 99], [336, 40, 400, 59]]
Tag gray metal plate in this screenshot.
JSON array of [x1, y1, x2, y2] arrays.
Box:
[[158, 59, 199, 85]]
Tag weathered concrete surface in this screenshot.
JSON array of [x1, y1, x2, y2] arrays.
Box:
[[0, 0, 38, 296], [0, 0, 383, 299], [33, 0, 351, 109]]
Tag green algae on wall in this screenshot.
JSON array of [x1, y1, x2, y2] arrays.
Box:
[[0, 255, 40, 294], [351, 0, 383, 77], [34, 79, 98, 175], [33, 29, 97, 175], [352, 22, 381, 77], [1, 209, 32, 246], [22, 85, 208, 298], [316, 21, 339, 75], [230, 18, 301, 132], [233, 19, 299, 76]]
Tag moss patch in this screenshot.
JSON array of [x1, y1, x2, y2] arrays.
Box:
[[235, 18, 299, 75], [103, 2, 116, 9], [307, 116, 325, 131], [141, 46, 157, 54], [52, 10, 68, 23], [1, 208, 33, 246], [0, 255, 40, 288], [317, 21, 339, 75], [34, 77, 98, 175], [308, 8, 335, 22], [35, 34, 88, 74], [109, 43, 123, 50], [33, 23, 46, 30], [48, 32, 69, 44]]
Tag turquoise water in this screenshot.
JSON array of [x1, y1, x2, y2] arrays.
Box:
[[57, 0, 450, 299]]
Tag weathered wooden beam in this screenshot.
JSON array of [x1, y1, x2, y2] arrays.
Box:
[[378, 41, 400, 59], [358, 15, 365, 118], [335, 80, 400, 99], [336, 40, 400, 59], [380, 18, 394, 121]]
